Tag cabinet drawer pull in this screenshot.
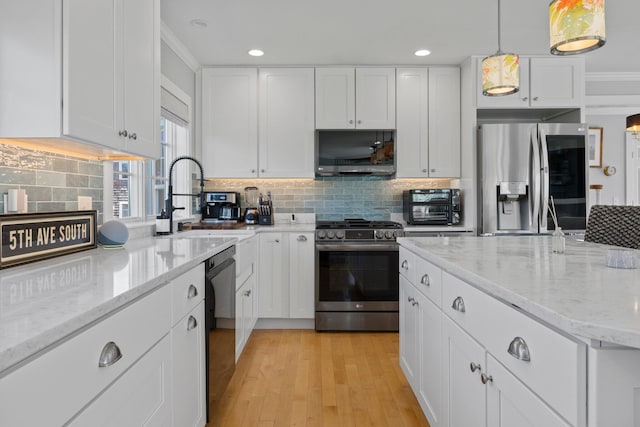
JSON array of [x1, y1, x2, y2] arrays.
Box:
[[187, 284, 198, 299], [507, 337, 531, 362], [401, 260, 409, 270], [243, 289, 252, 297], [98, 341, 123, 368], [470, 362, 481, 373], [420, 274, 430, 286], [187, 315, 198, 331], [481, 373, 493, 384], [297, 235, 307, 241], [451, 296, 466, 313]]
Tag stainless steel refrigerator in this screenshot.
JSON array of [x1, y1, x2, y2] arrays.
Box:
[[477, 123, 589, 235]]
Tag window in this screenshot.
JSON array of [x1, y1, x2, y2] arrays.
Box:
[[107, 76, 192, 222]]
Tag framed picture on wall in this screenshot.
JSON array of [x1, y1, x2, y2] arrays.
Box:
[[588, 127, 603, 168]]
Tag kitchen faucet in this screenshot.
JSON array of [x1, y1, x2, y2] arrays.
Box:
[[165, 156, 205, 234]]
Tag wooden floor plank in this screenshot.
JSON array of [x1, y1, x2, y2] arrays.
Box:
[[207, 330, 429, 427]]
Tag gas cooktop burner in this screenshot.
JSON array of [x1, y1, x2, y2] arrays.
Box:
[[316, 218, 403, 230]]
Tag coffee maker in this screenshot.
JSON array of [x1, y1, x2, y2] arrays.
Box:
[[202, 192, 241, 222]]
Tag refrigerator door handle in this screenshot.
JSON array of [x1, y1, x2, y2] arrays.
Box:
[[539, 127, 550, 233], [530, 128, 541, 233]]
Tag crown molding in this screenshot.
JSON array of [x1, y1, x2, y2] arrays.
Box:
[[161, 22, 200, 72], [586, 72, 640, 82]]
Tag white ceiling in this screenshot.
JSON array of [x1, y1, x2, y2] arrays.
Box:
[[161, 0, 640, 73]]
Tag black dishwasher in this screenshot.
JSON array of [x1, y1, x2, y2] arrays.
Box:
[[204, 245, 236, 422]]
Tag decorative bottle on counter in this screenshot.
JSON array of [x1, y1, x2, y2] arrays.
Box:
[[552, 227, 565, 254]]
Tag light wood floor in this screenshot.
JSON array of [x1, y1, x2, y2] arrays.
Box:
[[207, 330, 429, 427]]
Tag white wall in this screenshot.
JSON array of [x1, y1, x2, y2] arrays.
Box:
[[585, 114, 627, 206]]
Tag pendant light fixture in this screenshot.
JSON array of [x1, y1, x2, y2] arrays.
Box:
[[550, 0, 606, 55], [481, 0, 519, 97], [627, 114, 640, 141]]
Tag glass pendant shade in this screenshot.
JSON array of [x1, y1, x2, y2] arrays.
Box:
[[482, 53, 520, 96], [550, 0, 606, 55], [627, 114, 640, 133]]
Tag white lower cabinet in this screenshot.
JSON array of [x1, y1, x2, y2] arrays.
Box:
[[171, 301, 206, 427], [399, 245, 587, 427], [0, 263, 209, 427], [442, 316, 486, 427], [288, 232, 315, 319], [258, 232, 314, 320], [486, 354, 570, 427], [258, 232, 288, 318], [400, 273, 443, 427], [236, 273, 256, 360], [68, 335, 172, 426], [235, 235, 258, 359]]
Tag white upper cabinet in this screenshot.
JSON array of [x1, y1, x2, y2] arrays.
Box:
[[259, 68, 315, 178], [396, 67, 460, 178], [315, 67, 395, 129], [201, 68, 314, 178], [0, 0, 160, 159], [201, 68, 259, 178], [476, 56, 584, 109]]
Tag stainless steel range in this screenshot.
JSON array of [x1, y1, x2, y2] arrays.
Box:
[[315, 219, 404, 331]]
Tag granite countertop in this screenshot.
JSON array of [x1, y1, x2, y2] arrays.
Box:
[[0, 234, 236, 375], [398, 235, 640, 349]]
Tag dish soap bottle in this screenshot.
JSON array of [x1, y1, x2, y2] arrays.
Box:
[[552, 227, 565, 254]]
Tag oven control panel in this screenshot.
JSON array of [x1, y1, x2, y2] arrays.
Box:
[[316, 228, 403, 241]]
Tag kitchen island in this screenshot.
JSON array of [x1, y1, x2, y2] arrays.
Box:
[[398, 235, 640, 427]]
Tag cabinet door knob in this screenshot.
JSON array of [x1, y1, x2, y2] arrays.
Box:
[[430, 168, 436, 173], [98, 341, 123, 367], [274, 239, 280, 243], [297, 235, 307, 241], [469, 362, 481, 373], [187, 284, 198, 299], [251, 169, 256, 173], [118, 129, 128, 138], [407, 296, 414, 303], [422, 169, 427, 173], [507, 337, 531, 362], [451, 296, 466, 313], [411, 300, 419, 307], [420, 274, 430, 286], [243, 289, 252, 297], [187, 315, 198, 331], [401, 260, 409, 270], [261, 169, 265, 173], [349, 119, 354, 124], [481, 373, 493, 384], [128, 132, 137, 140], [533, 96, 539, 101], [522, 97, 528, 102]]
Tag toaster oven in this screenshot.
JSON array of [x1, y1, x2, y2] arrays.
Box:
[[403, 189, 462, 225]]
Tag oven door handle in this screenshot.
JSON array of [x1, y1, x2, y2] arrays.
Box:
[[316, 243, 399, 252]]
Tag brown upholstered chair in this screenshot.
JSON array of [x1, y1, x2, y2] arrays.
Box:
[[584, 205, 640, 249]]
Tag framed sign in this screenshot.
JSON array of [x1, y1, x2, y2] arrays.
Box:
[[588, 127, 603, 168], [0, 211, 97, 269]]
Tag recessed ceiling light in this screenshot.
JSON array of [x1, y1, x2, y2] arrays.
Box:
[[189, 19, 208, 29], [248, 49, 265, 57], [414, 49, 431, 57]]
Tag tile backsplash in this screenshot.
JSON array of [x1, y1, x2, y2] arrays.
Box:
[[204, 176, 459, 221], [0, 144, 104, 222]]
